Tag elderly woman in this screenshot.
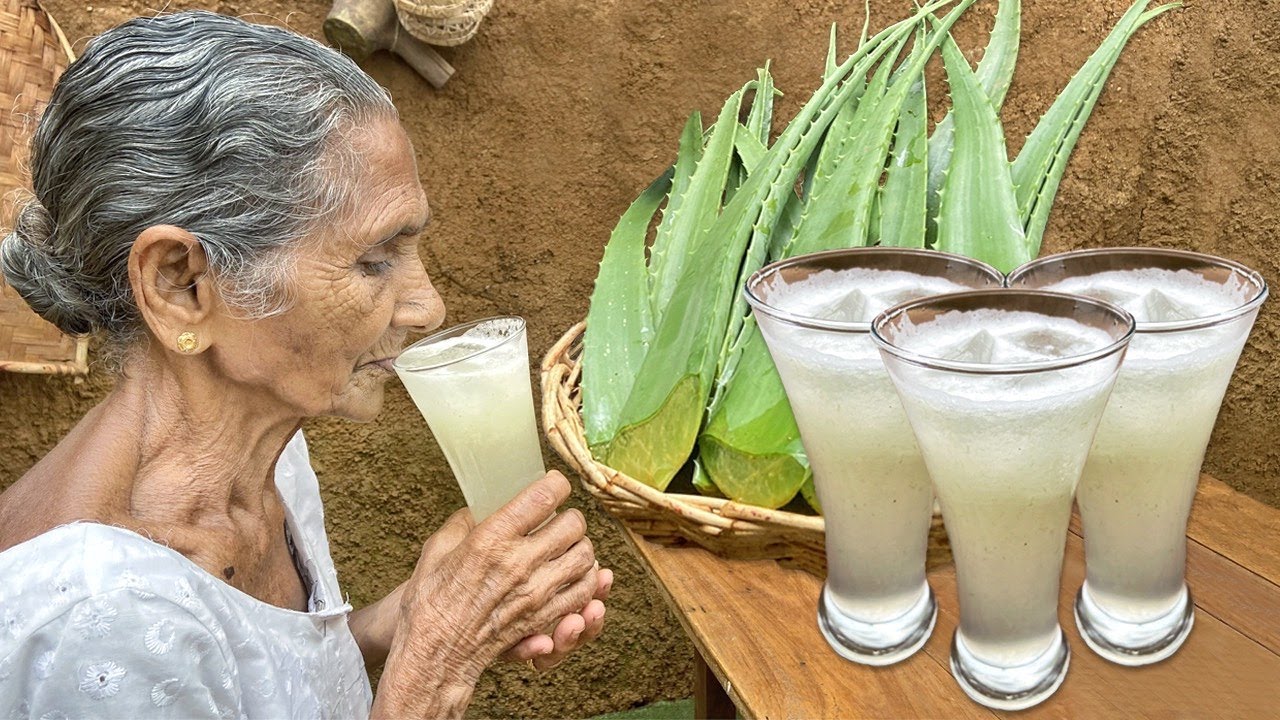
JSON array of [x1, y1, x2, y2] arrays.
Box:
[[0, 11, 611, 719]]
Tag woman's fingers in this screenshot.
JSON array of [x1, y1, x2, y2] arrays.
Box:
[[483, 471, 571, 538], [500, 633, 554, 663], [417, 506, 475, 566], [594, 568, 613, 601], [525, 508, 588, 563], [533, 613, 586, 672]]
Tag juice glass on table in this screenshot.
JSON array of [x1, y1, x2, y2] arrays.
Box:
[[746, 248, 1003, 666], [1007, 248, 1268, 665], [873, 290, 1133, 710], [394, 316, 546, 522]]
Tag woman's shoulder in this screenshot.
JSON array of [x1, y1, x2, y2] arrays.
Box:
[[0, 522, 229, 632], [0, 524, 245, 718]]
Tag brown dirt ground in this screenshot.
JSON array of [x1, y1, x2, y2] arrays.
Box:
[[3, 0, 1278, 717]]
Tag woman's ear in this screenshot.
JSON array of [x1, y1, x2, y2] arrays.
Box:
[[128, 225, 217, 354]]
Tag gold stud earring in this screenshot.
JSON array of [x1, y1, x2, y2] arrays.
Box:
[[176, 331, 199, 354]]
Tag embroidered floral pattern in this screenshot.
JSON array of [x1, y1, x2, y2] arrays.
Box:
[[78, 661, 126, 700], [3, 608, 24, 639], [173, 578, 200, 610], [118, 571, 154, 599], [49, 575, 79, 606], [70, 598, 118, 639], [35, 650, 56, 680], [144, 619, 176, 655], [150, 678, 183, 707]]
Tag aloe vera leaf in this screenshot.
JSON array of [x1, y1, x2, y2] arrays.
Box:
[[935, 26, 1029, 272], [768, 187, 806, 259], [746, 64, 776, 147], [858, 0, 871, 49], [925, 0, 1021, 247], [698, 1, 981, 505], [593, 87, 744, 485], [1014, 0, 1179, 255], [735, 124, 768, 175], [844, 29, 915, 247], [799, 475, 821, 514], [877, 30, 930, 248], [593, 1, 958, 490], [787, 0, 974, 259], [691, 458, 726, 498], [648, 114, 704, 317], [825, 24, 839, 78], [699, 320, 809, 508], [580, 171, 673, 447], [876, 80, 928, 248]]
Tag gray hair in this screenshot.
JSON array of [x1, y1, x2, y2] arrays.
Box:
[[0, 11, 396, 350]]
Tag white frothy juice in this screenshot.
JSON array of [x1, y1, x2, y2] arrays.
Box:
[[884, 309, 1120, 666], [1044, 269, 1258, 622], [758, 269, 974, 626], [395, 319, 546, 522]]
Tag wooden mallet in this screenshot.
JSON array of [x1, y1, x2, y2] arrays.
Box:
[[324, 0, 455, 89]]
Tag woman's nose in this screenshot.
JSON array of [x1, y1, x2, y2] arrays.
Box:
[[395, 254, 445, 334]]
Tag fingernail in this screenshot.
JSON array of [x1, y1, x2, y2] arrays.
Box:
[[571, 628, 583, 640]]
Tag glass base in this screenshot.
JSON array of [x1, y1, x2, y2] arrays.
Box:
[[817, 582, 937, 667], [1075, 583, 1194, 666], [950, 627, 1069, 711]]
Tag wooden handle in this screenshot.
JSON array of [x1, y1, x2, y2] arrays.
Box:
[[391, 30, 455, 89]]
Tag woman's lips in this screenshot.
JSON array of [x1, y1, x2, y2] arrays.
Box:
[[361, 357, 397, 373]]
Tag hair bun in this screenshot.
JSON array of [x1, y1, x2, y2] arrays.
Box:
[[1, 200, 95, 336]]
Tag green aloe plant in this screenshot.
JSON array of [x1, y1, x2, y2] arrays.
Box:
[[583, 0, 1178, 505]]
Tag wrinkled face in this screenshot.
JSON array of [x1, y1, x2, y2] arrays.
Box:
[[211, 118, 444, 422]]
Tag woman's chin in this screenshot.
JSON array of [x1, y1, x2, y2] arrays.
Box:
[[332, 383, 386, 423]]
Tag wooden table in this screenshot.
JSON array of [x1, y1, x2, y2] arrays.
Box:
[[622, 475, 1280, 718]]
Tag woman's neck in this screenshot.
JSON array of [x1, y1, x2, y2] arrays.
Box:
[[113, 352, 302, 529]]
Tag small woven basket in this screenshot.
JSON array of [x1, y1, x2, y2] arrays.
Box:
[[395, 0, 494, 47], [1, 0, 88, 376], [541, 321, 835, 575]]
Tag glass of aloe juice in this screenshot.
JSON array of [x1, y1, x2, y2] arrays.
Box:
[[394, 316, 546, 522], [1008, 248, 1267, 666], [873, 290, 1133, 711], [746, 248, 1003, 667]]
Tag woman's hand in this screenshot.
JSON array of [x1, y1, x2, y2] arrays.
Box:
[[372, 472, 601, 719], [501, 567, 612, 671]]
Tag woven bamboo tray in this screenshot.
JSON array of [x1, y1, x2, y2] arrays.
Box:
[[542, 321, 833, 575], [1, 0, 88, 376]]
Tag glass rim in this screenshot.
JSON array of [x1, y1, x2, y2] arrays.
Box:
[[1006, 247, 1269, 335], [392, 315, 527, 373], [743, 247, 1005, 334], [871, 289, 1136, 376]]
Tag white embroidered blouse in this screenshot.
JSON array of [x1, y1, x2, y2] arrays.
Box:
[[0, 432, 373, 719]]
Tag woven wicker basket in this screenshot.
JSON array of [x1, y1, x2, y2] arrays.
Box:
[[1, 0, 88, 376], [395, 0, 493, 47], [542, 321, 831, 574], [542, 321, 950, 577]]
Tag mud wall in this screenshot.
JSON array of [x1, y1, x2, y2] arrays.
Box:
[[3, 1, 1277, 717]]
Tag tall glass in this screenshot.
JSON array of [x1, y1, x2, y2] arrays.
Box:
[[873, 291, 1133, 710], [745, 248, 1003, 666], [1007, 249, 1268, 665], [393, 316, 546, 521]]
